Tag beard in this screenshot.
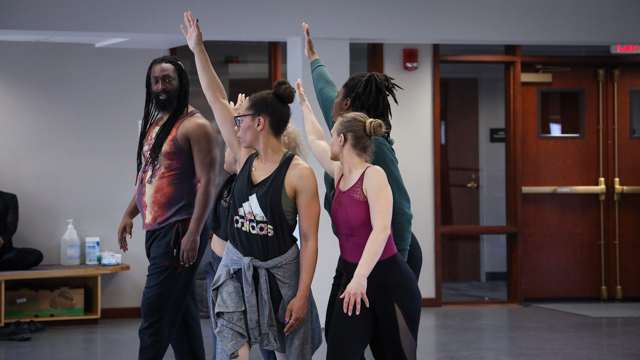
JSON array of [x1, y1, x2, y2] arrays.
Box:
[[153, 89, 179, 114]]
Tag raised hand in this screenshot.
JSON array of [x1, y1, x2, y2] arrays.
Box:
[[229, 93, 246, 114], [295, 79, 309, 106], [180, 11, 203, 53], [302, 22, 319, 61]]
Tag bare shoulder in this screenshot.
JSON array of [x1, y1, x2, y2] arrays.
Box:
[[363, 165, 390, 192], [289, 156, 315, 177], [286, 156, 317, 189], [365, 165, 388, 181], [182, 112, 214, 133]]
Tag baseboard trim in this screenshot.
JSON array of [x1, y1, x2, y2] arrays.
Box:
[[422, 298, 439, 307], [101, 307, 141, 319]]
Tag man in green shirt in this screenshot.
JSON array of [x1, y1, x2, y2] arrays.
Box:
[[303, 24, 417, 263]]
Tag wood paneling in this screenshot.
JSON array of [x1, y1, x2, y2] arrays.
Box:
[[268, 42, 281, 84], [433, 45, 442, 305], [521, 66, 604, 298], [440, 54, 518, 63], [440, 226, 518, 235], [367, 43, 384, 73], [609, 67, 640, 298], [102, 307, 142, 319]]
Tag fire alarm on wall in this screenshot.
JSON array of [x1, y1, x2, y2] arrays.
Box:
[[403, 49, 418, 71]]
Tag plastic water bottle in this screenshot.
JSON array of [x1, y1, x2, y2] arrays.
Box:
[[60, 219, 81, 265], [85, 237, 100, 265]]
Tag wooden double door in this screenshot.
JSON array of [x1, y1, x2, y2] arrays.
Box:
[[521, 65, 640, 300]]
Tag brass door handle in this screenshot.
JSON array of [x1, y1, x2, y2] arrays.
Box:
[[466, 181, 478, 189], [614, 178, 640, 201]]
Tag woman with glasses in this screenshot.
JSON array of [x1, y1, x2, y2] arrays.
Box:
[[203, 123, 308, 360], [182, 12, 322, 360], [297, 80, 421, 360]]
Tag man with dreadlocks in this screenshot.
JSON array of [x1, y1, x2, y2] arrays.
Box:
[[117, 55, 217, 360], [302, 23, 422, 359]]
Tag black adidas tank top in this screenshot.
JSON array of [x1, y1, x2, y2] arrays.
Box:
[[228, 151, 297, 262]]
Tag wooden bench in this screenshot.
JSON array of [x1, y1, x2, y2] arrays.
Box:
[[0, 264, 129, 326]]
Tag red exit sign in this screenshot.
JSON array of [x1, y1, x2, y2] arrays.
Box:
[[611, 45, 640, 54]]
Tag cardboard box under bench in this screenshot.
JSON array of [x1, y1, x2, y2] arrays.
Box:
[[0, 264, 130, 326], [5, 287, 85, 318]]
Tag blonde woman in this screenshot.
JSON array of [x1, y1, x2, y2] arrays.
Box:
[[297, 80, 421, 360]]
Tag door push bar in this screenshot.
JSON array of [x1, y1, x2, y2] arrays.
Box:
[[614, 178, 640, 201], [522, 178, 606, 201]]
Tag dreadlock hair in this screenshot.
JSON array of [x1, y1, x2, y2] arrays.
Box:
[[340, 72, 402, 137], [246, 80, 296, 138], [135, 56, 190, 180], [335, 112, 386, 163]]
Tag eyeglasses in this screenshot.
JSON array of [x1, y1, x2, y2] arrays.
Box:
[[234, 113, 255, 128]]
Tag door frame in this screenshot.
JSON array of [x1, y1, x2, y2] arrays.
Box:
[[434, 45, 640, 305]]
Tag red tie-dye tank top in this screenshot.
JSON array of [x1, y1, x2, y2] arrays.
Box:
[[135, 110, 199, 230]]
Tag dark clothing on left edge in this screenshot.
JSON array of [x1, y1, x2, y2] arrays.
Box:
[[139, 219, 208, 360], [0, 191, 43, 271]]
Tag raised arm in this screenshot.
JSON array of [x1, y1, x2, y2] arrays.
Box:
[[296, 80, 340, 179], [181, 11, 252, 165], [340, 167, 393, 316], [303, 23, 339, 129]]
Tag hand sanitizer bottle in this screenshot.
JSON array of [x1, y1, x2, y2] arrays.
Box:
[[61, 219, 81, 265]]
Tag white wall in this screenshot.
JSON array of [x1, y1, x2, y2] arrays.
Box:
[[0, 41, 166, 308], [383, 44, 435, 298]]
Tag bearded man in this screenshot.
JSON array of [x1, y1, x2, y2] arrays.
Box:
[[117, 56, 216, 360]]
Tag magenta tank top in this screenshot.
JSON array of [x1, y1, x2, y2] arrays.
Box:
[[136, 110, 199, 230], [331, 166, 397, 263]]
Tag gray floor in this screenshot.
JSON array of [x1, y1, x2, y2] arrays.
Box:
[[2, 306, 640, 359], [442, 281, 508, 302]]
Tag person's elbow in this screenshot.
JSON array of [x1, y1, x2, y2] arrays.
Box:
[[374, 224, 392, 240], [198, 172, 215, 193], [299, 230, 319, 249]]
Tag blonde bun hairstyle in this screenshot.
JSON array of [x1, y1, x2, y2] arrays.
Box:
[[336, 112, 387, 162], [365, 118, 386, 137]]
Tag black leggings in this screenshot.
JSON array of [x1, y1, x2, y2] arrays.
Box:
[[325, 253, 422, 360], [325, 233, 423, 360], [406, 233, 422, 282]]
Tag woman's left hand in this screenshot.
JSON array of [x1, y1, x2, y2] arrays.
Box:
[[284, 295, 308, 335], [340, 275, 369, 316]]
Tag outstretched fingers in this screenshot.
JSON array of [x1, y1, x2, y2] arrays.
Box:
[[296, 79, 308, 105], [302, 22, 310, 39]]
